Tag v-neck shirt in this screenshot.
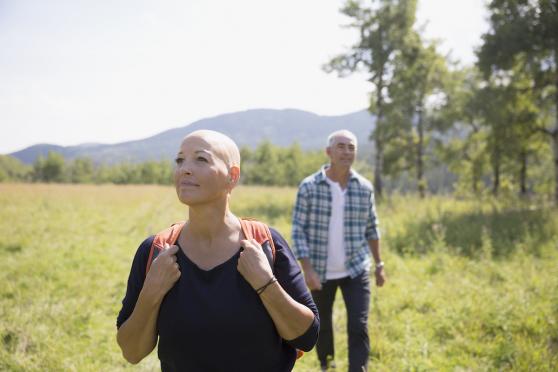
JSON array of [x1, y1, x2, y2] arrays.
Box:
[[117, 228, 319, 372]]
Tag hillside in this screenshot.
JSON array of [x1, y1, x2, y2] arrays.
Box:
[[9, 109, 375, 164]]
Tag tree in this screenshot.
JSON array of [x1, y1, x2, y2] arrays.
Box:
[[282, 143, 305, 187], [500, 63, 543, 196], [478, 0, 558, 202], [240, 142, 326, 186], [68, 157, 94, 183], [33, 152, 65, 183], [325, 0, 418, 198], [244, 141, 282, 185], [383, 34, 451, 197], [471, 59, 544, 196], [0, 155, 31, 182]]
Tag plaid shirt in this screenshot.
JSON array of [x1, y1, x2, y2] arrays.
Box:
[[291, 166, 380, 282]]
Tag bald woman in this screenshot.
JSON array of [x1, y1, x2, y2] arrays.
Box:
[[116, 130, 319, 372]]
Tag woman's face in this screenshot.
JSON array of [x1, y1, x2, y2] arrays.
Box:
[[173, 135, 231, 206]]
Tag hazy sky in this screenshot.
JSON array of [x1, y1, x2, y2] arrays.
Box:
[[0, 0, 488, 154]]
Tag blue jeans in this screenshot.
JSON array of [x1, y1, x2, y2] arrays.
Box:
[[311, 271, 370, 372]]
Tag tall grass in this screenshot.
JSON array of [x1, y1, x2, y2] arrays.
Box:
[[0, 184, 556, 371]]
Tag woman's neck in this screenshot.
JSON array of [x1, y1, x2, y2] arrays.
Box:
[[186, 201, 239, 241]]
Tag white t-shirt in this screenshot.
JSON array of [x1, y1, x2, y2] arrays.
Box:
[[325, 176, 349, 280]]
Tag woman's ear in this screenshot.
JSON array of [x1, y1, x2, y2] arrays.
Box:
[[228, 166, 240, 185]]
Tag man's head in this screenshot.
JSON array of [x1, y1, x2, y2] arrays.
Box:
[[326, 130, 357, 169]]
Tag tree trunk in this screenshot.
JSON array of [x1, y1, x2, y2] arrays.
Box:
[[374, 134, 384, 199], [554, 73, 558, 205], [553, 129, 558, 205], [417, 105, 425, 199], [372, 73, 385, 199], [492, 149, 500, 196], [519, 150, 527, 197], [472, 173, 478, 194], [493, 163, 500, 196], [472, 158, 480, 194]]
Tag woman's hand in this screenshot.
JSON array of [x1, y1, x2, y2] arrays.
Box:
[[144, 244, 181, 302], [117, 243, 180, 364], [237, 239, 274, 290]]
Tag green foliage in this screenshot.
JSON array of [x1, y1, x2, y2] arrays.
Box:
[[478, 0, 558, 202], [325, 0, 419, 197], [383, 34, 453, 197], [1, 185, 557, 371], [68, 158, 94, 183], [241, 142, 326, 186], [0, 155, 31, 182], [33, 152, 65, 183], [90, 160, 172, 185], [385, 196, 557, 258], [14, 144, 325, 187], [322, 0, 558, 200]]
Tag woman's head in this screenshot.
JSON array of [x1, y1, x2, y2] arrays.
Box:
[[174, 130, 240, 206]]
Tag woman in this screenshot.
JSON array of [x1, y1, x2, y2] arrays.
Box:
[[116, 130, 319, 371]]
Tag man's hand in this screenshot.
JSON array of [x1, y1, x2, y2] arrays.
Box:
[[375, 266, 386, 287], [303, 266, 322, 291], [144, 244, 181, 302], [299, 258, 322, 291]]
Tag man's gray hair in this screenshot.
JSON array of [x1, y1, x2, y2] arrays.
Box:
[[327, 130, 358, 147]]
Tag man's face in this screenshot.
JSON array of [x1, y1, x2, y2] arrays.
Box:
[[326, 135, 357, 168]]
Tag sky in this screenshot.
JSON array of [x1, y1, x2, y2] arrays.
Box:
[[0, 0, 488, 154]]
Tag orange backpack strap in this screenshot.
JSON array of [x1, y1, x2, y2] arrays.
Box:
[[239, 218, 276, 268], [146, 221, 186, 276], [240, 218, 304, 360]]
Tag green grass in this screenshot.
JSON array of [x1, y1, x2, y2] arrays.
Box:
[[0, 184, 557, 371]]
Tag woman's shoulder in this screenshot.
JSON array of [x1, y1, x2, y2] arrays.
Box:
[[129, 235, 156, 269], [269, 227, 287, 248], [138, 235, 155, 254], [268, 227, 297, 261]]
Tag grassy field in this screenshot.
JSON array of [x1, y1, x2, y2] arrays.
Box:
[[0, 183, 557, 371]]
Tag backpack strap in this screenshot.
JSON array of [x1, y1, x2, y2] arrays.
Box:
[[240, 218, 304, 360], [239, 218, 276, 268], [146, 219, 275, 276], [146, 221, 186, 276], [146, 218, 303, 360]]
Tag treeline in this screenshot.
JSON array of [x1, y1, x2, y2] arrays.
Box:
[[325, 0, 557, 202], [0, 143, 331, 187], [241, 142, 326, 186], [3, 0, 556, 200], [0, 152, 173, 185]]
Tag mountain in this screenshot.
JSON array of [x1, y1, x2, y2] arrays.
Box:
[[9, 109, 376, 164]]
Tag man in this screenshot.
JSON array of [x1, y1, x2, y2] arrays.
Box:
[[292, 130, 386, 372]]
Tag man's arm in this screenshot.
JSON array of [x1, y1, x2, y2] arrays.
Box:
[[364, 187, 385, 287], [292, 185, 322, 290], [291, 185, 310, 259], [299, 258, 322, 291], [368, 239, 385, 287]]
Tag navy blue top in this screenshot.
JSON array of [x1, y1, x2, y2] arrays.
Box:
[[117, 228, 319, 372]]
